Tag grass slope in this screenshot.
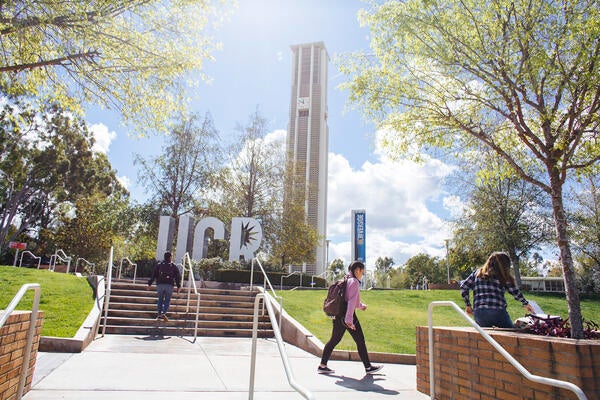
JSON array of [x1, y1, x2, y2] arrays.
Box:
[[278, 289, 600, 354], [0, 265, 94, 337]]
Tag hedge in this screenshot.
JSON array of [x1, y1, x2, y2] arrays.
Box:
[[214, 269, 326, 288]]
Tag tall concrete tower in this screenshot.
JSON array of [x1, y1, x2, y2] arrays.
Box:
[[286, 42, 329, 275]]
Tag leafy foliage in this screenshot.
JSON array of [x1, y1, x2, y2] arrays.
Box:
[[135, 112, 222, 218], [341, 0, 600, 339], [0, 96, 125, 257], [569, 175, 600, 294], [0, 0, 233, 132], [328, 258, 346, 281], [209, 108, 318, 266], [523, 316, 600, 339], [374, 256, 394, 287], [403, 253, 446, 286], [451, 160, 554, 284]]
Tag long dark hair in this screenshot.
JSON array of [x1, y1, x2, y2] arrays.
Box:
[[477, 252, 515, 286], [348, 261, 365, 278]]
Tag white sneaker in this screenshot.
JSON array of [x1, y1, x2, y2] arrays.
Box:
[[366, 365, 383, 374]]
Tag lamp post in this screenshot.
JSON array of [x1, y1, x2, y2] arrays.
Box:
[[445, 239, 450, 284]]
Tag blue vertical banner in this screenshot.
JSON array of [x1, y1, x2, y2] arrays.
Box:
[[351, 210, 366, 262]]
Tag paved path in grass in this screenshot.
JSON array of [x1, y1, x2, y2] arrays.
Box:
[[27, 334, 428, 400]]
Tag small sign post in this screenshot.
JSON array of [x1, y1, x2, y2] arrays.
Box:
[[9, 242, 27, 266]]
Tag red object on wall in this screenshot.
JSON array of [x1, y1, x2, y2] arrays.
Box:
[[9, 241, 27, 250]]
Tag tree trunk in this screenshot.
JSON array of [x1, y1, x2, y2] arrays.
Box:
[[508, 251, 522, 288], [549, 172, 584, 338]]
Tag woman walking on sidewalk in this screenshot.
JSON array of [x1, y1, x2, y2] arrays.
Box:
[[318, 260, 383, 375]]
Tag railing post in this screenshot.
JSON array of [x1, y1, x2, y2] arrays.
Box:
[[427, 301, 588, 400], [249, 290, 314, 400], [248, 293, 262, 400], [250, 259, 254, 292], [101, 247, 114, 337], [0, 283, 42, 400]]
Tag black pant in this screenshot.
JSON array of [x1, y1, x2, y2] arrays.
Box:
[[320, 313, 371, 368]]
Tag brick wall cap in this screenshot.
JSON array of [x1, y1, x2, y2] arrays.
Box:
[[418, 325, 600, 345]]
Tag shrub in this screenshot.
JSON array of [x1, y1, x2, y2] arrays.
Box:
[[214, 269, 326, 288], [524, 316, 600, 339]]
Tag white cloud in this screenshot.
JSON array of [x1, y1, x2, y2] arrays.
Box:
[[90, 123, 117, 154], [117, 175, 131, 190], [326, 152, 454, 268], [443, 195, 466, 219], [264, 129, 286, 148]]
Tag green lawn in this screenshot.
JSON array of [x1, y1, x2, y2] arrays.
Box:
[[2, 266, 598, 352], [0, 265, 94, 337], [278, 289, 600, 354]]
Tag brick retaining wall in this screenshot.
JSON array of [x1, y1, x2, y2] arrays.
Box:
[[0, 311, 44, 400], [416, 326, 600, 400]]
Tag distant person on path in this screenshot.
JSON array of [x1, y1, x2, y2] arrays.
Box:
[[318, 261, 383, 375], [147, 252, 181, 321], [460, 251, 534, 328]]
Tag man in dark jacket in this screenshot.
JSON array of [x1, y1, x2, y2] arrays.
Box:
[[147, 252, 181, 321]]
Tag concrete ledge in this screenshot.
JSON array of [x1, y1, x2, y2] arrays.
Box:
[[39, 275, 105, 353], [269, 291, 415, 365]]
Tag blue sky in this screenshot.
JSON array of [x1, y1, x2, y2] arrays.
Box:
[[85, 0, 461, 269]]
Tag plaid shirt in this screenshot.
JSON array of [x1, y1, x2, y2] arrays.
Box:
[[460, 269, 528, 310]]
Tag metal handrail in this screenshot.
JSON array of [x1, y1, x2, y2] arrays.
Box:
[[49, 249, 72, 273], [250, 258, 278, 297], [250, 258, 283, 327], [249, 289, 314, 400], [179, 252, 201, 342], [118, 257, 138, 284], [75, 257, 95, 275], [311, 270, 330, 287], [280, 271, 302, 290], [427, 301, 588, 400], [0, 283, 41, 400], [19, 251, 41, 269], [100, 247, 114, 337]]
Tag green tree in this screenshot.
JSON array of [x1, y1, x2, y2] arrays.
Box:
[[328, 258, 346, 281], [569, 176, 600, 294], [389, 266, 410, 289], [374, 256, 394, 287], [0, 97, 124, 256], [210, 108, 318, 266], [520, 252, 545, 278], [120, 202, 162, 262], [135, 112, 221, 218], [0, 1, 232, 132], [569, 176, 600, 268], [403, 253, 446, 287], [48, 192, 129, 266], [451, 162, 554, 286], [268, 193, 319, 268], [342, 0, 599, 338]]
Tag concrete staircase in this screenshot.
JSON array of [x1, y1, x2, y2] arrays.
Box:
[[101, 280, 273, 338]]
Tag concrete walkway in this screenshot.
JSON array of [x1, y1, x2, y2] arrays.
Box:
[[27, 335, 428, 399]]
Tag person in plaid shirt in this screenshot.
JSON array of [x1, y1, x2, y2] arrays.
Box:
[[460, 252, 534, 328]]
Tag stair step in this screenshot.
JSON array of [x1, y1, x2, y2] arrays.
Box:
[[110, 289, 256, 303], [108, 295, 255, 309], [103, 325, 273, 338], [111, 281, 256, 297], [101, 280, 272, 338], [107, 309, 268, 321], [103, 316, 271, 329], [108, 302, 258, 315]]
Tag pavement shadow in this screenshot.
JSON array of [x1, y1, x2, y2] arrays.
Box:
[[328, 373, 400, 395], [134, 335, 171, 341]]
